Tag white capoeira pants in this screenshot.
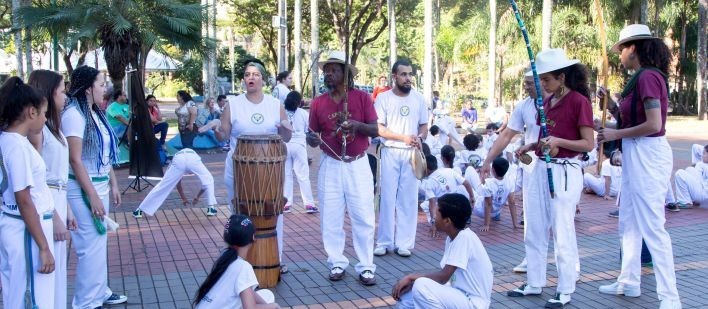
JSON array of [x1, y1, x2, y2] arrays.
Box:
[[225, 149, 286, 262], [617, 136, 680, 301], [0, 211, 56, 309], [318, 154, 376, 273], [197, 119, 221, 133], [377, 147, 419, 251], [68, 178, 114, 309], [525, 158, 582, 294], [52, 187, 69, 308], [284, 142, 315, 207], [397, 278, 487, 309], [674, 167, 708, 205], [582, 174, 617, 197], [691, 144, 703, 165], [138, 149, 217, 216]]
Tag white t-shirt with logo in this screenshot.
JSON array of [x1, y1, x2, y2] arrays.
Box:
[[227, 94, 281, 150], [194, 258, 259, 309], [440, 228, 493, 309], [600, 158, 622, 196], [61, 106, 112, 176], [507, 97, 540, 145], [286, 108, 309, 147], [473, 177, 514, 218], [375, 89, 428, 148], [0, 132, 54, 215], [423, 168, 466, 200], [457, 149, 487, 170]]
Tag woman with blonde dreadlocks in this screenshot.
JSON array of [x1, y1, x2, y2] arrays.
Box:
[[61, 66, 128, 307]]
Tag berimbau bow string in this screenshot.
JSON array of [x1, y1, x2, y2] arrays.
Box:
[[508, 0, 556, 198]]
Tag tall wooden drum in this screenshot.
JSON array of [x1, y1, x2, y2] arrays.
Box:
[[233, 134, 287, 288]]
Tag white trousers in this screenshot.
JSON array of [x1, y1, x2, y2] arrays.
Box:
[[318, 155, 376, 273], [68, 179, 114, 309], [377, 148, 419, 251], [397, 278, 485, 309], [525, 159, 582, 294], [691, 143, 703, 165], [284, 143, 315, 207], [0, 212, 55, 309], [138, 150, 217, 216], [52, 188, 69, 308], [582, 174, 617, 197], [617, 137, 680, 301], [674, 167, 708, 205]]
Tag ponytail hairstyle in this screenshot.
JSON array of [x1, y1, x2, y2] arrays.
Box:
[[28, 70, 65, 145], [177, 90, 194, 104], [0, 76, 45, 131], [441, 145, 456, 167], [193, 214, 255, 306], [67, 66, 118, 171], [624, 38, 671, 74], [283, 91, 302, 112], [276, 71, 290, 83], [549, 63, 591, 100]]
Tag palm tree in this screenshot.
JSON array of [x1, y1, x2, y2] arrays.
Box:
[[424, 0, 433, 104], [699, 0, 707, 120], [488, 0, 496, 108], [19, 0, 210, 90], [542, 0, 552, 49]]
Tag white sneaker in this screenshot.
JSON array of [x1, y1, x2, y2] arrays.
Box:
[[395, 248, 412, 257], [373, 246, 388, 256], [507, 283, 542, 297], [598, 282, 641, 297], [545, 293, 571, 308], [513, 258, 527, 273], [659, 299, 682, 309]]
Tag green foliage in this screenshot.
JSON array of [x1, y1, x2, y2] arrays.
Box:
[[145, 72, 188, 98], [173, 46, 258, 95]]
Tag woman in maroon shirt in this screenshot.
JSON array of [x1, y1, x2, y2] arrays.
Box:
[[597, 24, 681, 309], [507, 49, 594, 308]]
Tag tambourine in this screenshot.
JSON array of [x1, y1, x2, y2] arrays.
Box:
[[411, 148, 427, 180]]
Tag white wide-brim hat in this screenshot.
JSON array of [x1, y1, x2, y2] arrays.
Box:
[[525, 48, 579, 76], [318, 51, 358, 76], [611, 24, 655, 52]]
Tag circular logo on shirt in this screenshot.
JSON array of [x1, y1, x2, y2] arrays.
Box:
[[400, 106, 410, 116], [251, 113, 264, 124]]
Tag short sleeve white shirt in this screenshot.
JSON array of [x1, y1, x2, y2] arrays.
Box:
[[0, 132, 54, 215], [486, 106, 506, 124], [507, 97, 540, 145], [474, 177, 514, 218], [440, 228, 493, 309], [61, 106, 112, 176], [375, 89, 428, 148], [41, 125, 69, 184], [600, 159, 622, 195], [272, 83, 291, 105], [429, 168, 465, 196], [194, 258, 259, 309], [286, 108, 309, 147], [695, 161, 708, 189], [228, 94, 281, 150]]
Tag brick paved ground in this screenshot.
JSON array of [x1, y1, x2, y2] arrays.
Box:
[[2, 120, 707, 309]]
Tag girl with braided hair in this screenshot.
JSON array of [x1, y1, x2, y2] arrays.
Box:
[[60, 66, 128, 307]]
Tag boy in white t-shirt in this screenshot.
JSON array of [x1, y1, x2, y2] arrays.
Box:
[[474, 157, 518, 232], [482, 123, 498, 153], [456, 133, 487, 172], [583, 150, 622, 199], [672, 144, 708, 209], [393, 193, 493, 309], [420, 154, 475, 233]]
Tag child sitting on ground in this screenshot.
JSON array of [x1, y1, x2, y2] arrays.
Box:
[[474, 157, 518, 232], [456, 133, 487, 172], [583, 148, 622, 200], [193, 214, 280, 309], [482, 123, 498, 153], [671, 144, 708, 209], [393, 193, 493, 309], [420, 152, 475, 229]]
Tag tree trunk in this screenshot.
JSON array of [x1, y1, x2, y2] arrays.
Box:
[[488, 0, 496, 108], [310, 0, 319, 98], [498, 53, 504, 107], [12, 0, 24, 79], [640, 0, 648, 24], [209, 0, 218, 97], [654, 0, 662, 36], [542, 0, 552, 50], [388, 0, 396, 70], [278, 0, 288, 73], [698, 0, 707, 120], [24, 26, 32, 75], [294, 0, 302, 92], [423, 0, 433, 105], [678, 0, 688, 114]]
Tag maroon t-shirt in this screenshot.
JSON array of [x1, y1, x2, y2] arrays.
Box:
[[309, 88, 378, 158], [536, 90, 594, 158], [618, 70, 668, 137]]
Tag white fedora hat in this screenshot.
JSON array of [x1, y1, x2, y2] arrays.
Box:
[[525, 48, 579, 76], [318, 51, 358, 76], [611, 24, 655, 52]]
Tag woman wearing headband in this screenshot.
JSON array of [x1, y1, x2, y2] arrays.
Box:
[[596, 24, 681, 309], [61, 66, 128, 307], [217, 60, 292, 272]]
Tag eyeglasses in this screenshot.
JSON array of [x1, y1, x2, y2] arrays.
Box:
[[244, 72, 262, 78]]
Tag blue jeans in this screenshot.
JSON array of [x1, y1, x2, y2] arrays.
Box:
[[152, 122, 168, 145]]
